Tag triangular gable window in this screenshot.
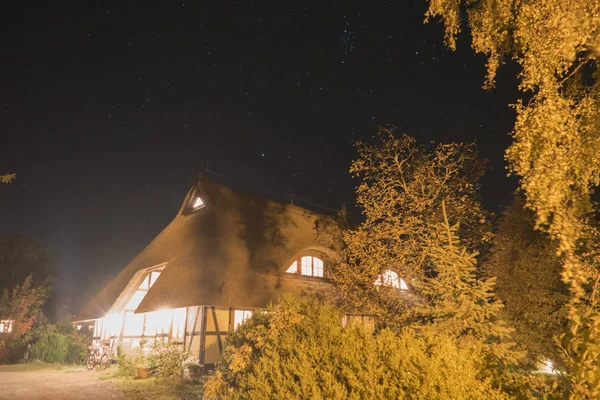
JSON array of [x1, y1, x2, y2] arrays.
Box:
[[192, 197, 204, 210]]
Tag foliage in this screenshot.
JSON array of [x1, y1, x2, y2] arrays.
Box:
[[0, 173, 16, 184], [147, 341, 190, 381], [205, 294, 509, 400], [0, 275, 49, 359], [425, 0, 600, 396], [7, 323, 87, 364], [335, 127, 490, 327], [187, 362, 204, 382], [115, 344, 145, 377], [0, 233, 57, 293], [483, 196, 569, 367], [413, 202, 521, 367]]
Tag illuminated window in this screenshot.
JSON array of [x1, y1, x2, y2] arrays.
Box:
[[285, 261, 297, 274], [192, 197, 204, 209], [233, 310, 253, 329], [172, 308, 186, 341], [374, 270, 408, 290], [286, 256, 325, 277], [0, 320, 13, 333]]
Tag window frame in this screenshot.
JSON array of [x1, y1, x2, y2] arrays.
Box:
[[283, 251, 328, 279]]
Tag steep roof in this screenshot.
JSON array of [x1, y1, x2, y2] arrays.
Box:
[[77, 178, 336, 320]]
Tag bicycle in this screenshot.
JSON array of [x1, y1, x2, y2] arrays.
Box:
[[87, 344, 110, 370]]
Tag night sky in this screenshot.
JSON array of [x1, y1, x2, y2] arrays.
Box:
[[1, 1, 520, 314]]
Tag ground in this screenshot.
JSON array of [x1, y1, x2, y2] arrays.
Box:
[[0, 364, 204, 400], [0, 364, 124, 400]]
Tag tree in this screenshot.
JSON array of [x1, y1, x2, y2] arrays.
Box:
[[0, 233, 56, 292], [0, 275, 49, 359], [483, 196, 568, 368], [204, 294, 509, 400], [336, 127, 490, 327], [425, 1, 600, 396], [413, 202, 520, 366]]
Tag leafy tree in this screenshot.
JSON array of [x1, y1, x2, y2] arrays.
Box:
[[425, 1, 600, 396], [413, 202, 520, 366], [0, 173, 16, 184], [0, 275, 48, 359], [483, 196, 568, 368], [205, 294, 509, 400], [336, 127, 490, 327]]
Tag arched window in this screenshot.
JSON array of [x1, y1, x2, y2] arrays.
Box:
[[374, 270, 408, 290], [285, 255, 325, 278]]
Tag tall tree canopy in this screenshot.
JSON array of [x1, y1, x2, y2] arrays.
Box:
[[425, 1, 600, 396], [483, 196, 568, 368], [0, 234, 56, 292], [336, 127, 490, 326]]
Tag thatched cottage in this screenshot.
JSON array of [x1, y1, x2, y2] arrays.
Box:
[[75, 178, 343, 365]]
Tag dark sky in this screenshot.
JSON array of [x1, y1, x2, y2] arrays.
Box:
[[0, 0, 519, 313]]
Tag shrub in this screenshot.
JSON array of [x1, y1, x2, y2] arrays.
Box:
[[8, 323, 86, 364], [115, 344, 142, 378], [205, 294, 509, 399], [147, 341, 190, 381], [187, 362, 204, 382]]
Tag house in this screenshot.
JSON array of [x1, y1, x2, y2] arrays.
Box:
[[75, 178, 341, 365]]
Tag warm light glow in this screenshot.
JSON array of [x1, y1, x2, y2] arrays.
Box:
[[234, 310, 253, 329], [299, 256, 324, 277], [539, 359, 557, 374], [172, 308, 186, 340], [192, 197, 204, 209], [104, 312, 123, 337], [145, 309, 172, 336], [285, 261, 297, 274], [0, 320, 14, 333], [374, 270, 408, 290]]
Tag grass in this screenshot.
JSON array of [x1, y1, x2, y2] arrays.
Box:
[[100, 366, 205, 400]]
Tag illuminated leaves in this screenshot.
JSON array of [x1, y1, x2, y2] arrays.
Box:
[[0, 174, 16, 184]]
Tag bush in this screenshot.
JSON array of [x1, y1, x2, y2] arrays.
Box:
[[187, 363, 204, 382], [115, 345, 143, 378], [204, 294, 509, 399], [8, 323, 86, 364], [147, 341, 190, 381]]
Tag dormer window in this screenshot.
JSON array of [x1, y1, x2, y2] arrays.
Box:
[[374, 270, 408, 290], [192, 196, 204, 210], [284, 254, 326, 278]]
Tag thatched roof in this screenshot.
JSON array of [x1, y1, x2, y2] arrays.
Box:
[[77, 178, 337, 321]]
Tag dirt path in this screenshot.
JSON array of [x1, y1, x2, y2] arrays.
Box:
[[0, 367, 126, 400]]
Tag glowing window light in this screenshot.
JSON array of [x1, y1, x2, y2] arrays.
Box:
[[313, 257, 324, 277], [0, 320, 14, 333], [285, 261, 297, 274], [125, 290, 146, 311], [145, 309, 172, 336], [374, 270, 408, 290], [149, 271, 161, 288], [104, 312, 123, 337], [301, 256, 312, 276], [233, 310, 253, 329], [172, 308, 186, 340], [192, 197, 204, 209], [123, 312, 144, 336]]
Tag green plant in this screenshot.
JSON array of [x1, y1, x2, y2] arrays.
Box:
[[115, 345, 144, 378], [187, 362, 204, 382], [7, 323, 86, 364], [147, 341, 190, 381], [205, 294, 510, 399]]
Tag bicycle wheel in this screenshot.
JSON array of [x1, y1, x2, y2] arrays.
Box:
[[86, 355, 96, 370], [99, 354, 109, 370]]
